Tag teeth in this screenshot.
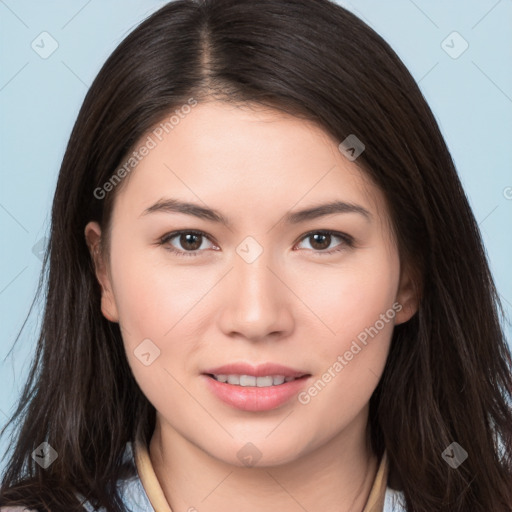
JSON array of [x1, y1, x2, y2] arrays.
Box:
[[227, 375, 240, 385], [256, 376, 273, 387], [212, 374, 298, 387], [272, 375, 285, 385], [240, 375, 256, 386]]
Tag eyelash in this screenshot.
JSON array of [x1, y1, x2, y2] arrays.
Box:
[[158, 229, 354, 258]]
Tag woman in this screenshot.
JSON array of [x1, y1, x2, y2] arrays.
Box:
[[1, 0, 511, 511]]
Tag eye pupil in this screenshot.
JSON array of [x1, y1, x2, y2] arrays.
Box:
[[310, 233, 331, 250], [181, 233, 202, 250]]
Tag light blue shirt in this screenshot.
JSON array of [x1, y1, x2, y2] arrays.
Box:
[[76, 442, 407, 512]]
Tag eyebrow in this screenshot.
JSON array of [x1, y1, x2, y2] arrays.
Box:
[[140, 198, 372, 226]]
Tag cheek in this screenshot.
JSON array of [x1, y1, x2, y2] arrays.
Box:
[[296, 247, 400, 416], [298, 298, 396, 426], [107, 246, 206, 410], [108, 236, 205, 336], [110, 263, 168, 343], [294, 247, 400, 348], [106, 247, 199, 379]]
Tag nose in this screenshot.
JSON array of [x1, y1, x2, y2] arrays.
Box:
[[217, 248, 295, 342]]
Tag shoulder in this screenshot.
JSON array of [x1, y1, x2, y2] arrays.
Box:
[[76, 476, 154, 512], [383, 487, 407, 511], [76, 441, 154, 512], [0, 508, 38, 511], [0, 444, 140, 512]]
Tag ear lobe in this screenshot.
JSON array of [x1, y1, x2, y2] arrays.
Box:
[[84, 221, 119, 323], [394, 265, 420, 325]]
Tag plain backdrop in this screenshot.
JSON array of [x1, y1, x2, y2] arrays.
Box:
[[1, 0, 511, 476]]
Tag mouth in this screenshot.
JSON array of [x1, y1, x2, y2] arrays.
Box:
[[205, 373, 310, 387], [201, 364, 312, 411]]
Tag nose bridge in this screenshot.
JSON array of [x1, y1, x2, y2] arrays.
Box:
[[218, 236, 293, 339], [234, 241, 279, 315]]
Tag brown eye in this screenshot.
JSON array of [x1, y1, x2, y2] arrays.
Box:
[[159, 230, 216, 257], [308, 233, 332, 250], [178, 233, 203, 251], [296, 230, 354, 255]]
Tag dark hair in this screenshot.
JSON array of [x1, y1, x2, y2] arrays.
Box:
[[1, 0, 511, 510]]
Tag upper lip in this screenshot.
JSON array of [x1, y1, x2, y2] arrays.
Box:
[[203, 363, 310, 378]]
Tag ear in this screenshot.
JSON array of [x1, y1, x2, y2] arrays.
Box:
[[84, 221, 119, 323], [394, 264, 420, 325]]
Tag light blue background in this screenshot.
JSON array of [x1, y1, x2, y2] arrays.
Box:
[[1, 0, 511, 475]]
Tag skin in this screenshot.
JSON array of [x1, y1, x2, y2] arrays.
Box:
[[85, 101, 418, 512]]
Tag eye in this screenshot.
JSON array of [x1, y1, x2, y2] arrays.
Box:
[[295, 230, 354, 255], [158, 229, 354, 258], [158, 230, 217, 257]]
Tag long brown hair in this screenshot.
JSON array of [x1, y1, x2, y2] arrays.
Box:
[[1, 1, 511, 510]]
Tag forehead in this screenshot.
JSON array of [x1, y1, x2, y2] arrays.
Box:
[[111, 101, 386, 225]]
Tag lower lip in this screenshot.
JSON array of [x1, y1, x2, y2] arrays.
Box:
[[202, 374, 311, 411]]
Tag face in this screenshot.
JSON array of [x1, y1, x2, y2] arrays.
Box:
[[85, 101, 417, 467]]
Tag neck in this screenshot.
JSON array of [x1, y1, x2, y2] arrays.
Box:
[[149, 408, 379, 512]]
